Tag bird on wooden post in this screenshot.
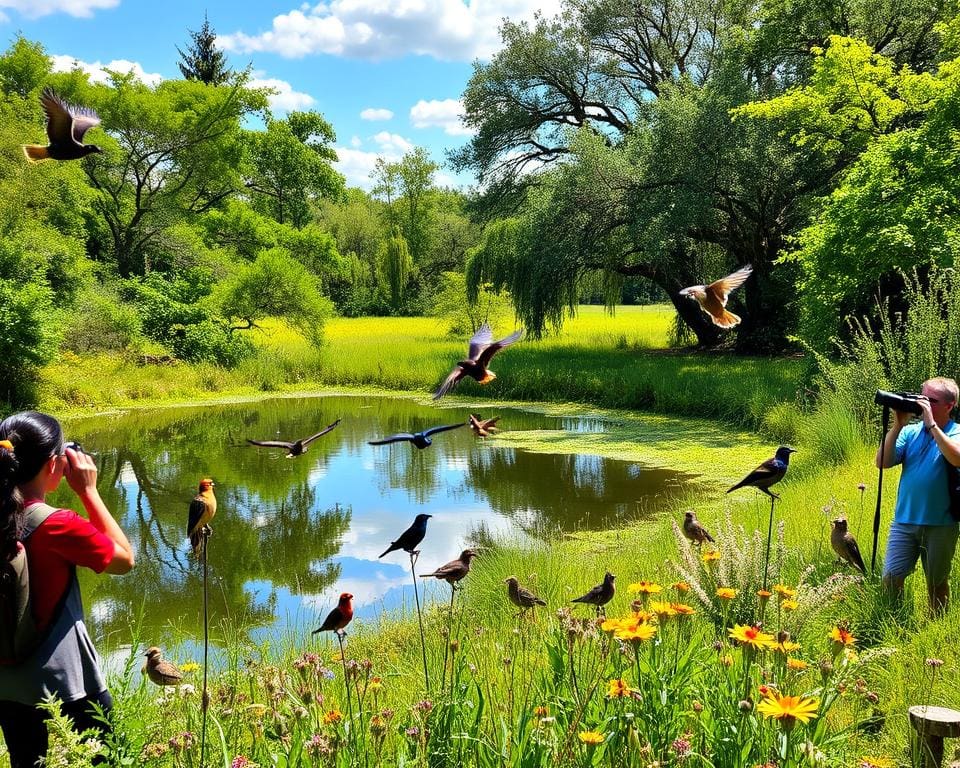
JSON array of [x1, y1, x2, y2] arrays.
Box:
[[187, 478, 217, 557], [312, 593, 354, 637]]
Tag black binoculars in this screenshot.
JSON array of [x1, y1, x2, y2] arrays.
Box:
[[874, 390, 924, 416]]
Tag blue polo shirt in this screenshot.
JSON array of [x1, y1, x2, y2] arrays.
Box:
[[893, 420, 960, 526]]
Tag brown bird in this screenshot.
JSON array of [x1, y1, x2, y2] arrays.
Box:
[[143, 647, 184, 687], [505, 576, 546, 614], [830, 517, 866, 573], [682, 511, 715, 546], [247, 418, 341, 458], [311, 592, 354, 635], [433, 323, 524, 400], [22, 88, 103, 162], [420, 548, 479, 588], [678, 265, 753, 328], [469, 414, 500, 438], [186, 478, 217, 557], [571, 572, 615, 612]]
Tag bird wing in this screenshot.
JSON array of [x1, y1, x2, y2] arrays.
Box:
[[247, 439, 295, 449], [572, 585, 601, 603], [300, 419, 342, 447], [187, 496, 208, 538], [40, 89, 76, 145], [467, 323, 494, 360], [433, 366, 465, 400], [368, 433, 416, 445], [156, 660, 183, 681], [313, 606, 342, 633], [70, 107, 101, 142], [730, 459, 780, 489], [477, 328, 524, 367], [706, 265, 753, 305], [844, 534, 867, 572], [423, 559, 459, 578], [423, 423, 467, 438], [519, 586, 545, 605]]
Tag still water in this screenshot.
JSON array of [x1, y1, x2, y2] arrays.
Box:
[[55, 395, 692, 651]]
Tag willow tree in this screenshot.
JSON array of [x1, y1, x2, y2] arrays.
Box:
[[381, 227, 413, 310]]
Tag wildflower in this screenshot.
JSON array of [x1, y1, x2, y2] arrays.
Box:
[[601, 617, 624, 632], [857, 482, 867, 492], [757, 693, 819, 731], [671, 603, 695, 616], [672, 581, 690, 592], [368, 676, 383, 690], [578, 731, 605, 746], [305, 733, 331, 758], [729, 624, 774, 651], [738, 699, 753, 712], [405, 727, 420, 739], [926, 658, 944, 668], [615, 622, 657, 643], [702, 550, 721, 564], [142, 743, 169, 759], [719, 654, 734, 667], [414, 699, 434, 713], [370, 715, 387, 736], [632, 609, 655, 623], [534, 705, 549, 718], [756, 589, 772, 602], [323, 710, 343, 725], [716, 587, 737, 600], [628, 581, 662, 595], [671, 736, 692, 759], [859, 757, 892, 768], [649, 601, 677, 618], [773, 584, 796, 599], [786, 658, 808, 671], [231, 757, 254, 768], [168, 732, 195, 754], [773, 639, 801, 654], [829, 626, 856, 654], [692, 700, 703, 713], [819, 660, 834, 681], [781, 599, 799, 611], [180, 662, 200, 674], [865, 691, 879, 704], [607, 678, 632, 698]]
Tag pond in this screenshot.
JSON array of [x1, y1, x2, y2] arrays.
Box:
[[56, 394, 695, 654]]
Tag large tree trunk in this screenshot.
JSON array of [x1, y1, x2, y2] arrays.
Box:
[[732, 236, 798, 355]]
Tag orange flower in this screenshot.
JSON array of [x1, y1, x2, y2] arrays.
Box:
[[578, 731, 605, 746], [756, 693, 818, 730], [829, 626, 856, 651], [786, 658, 808, 671], [631, 610, 655, 623], [671, 603, 696, 616], [716, 587, 738, 600], [534, 706, 549, 718], [756, 589, 772, 601], [628, 581, 663, 595], [615, 622, 658, 643], [728, 624, 774, 651], [606, 678, 632, 698], [323, 710, 343, 725], [671, 581, 690, 592]]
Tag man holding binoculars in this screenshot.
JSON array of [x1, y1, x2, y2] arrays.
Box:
[[876, 377, 960, 615]]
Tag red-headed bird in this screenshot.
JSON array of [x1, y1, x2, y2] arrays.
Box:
[[678, 265, 753, 329], [434, 323, 523, 400], [186, 478, 217, 557], [312, 592, 354, 635], [23, 88, 103, 162]]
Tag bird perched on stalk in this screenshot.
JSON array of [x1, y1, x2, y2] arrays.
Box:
[[469, 414, 500, 438], [186, 478, 217, 557], [246, 418, 341, 458], [312, 592, 354, 635], [379, 514, 432, 558], [830, 517, 866, 573], [434, 323, 524, 400], [420, 549, 478, 588], [22, 88, 103, 162], [505, 576, 546, 614], [682, 511, 715, 546], [368, 423, 465, 449], [571, 572, 615, 612], [143, 647, 184, 687], [679, 265, 753, 329], [727, 446, 796, 499]]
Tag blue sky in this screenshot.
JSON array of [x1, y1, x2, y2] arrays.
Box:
[[1, 0, 561, 188]]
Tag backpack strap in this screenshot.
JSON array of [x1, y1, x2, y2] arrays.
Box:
[[20, 502, 59, 539]]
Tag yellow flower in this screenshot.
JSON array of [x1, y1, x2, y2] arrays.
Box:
[[719, 654, 734, 667], [649, 601, 677, 617], [615, 622, 658, 643], [773, 584, 796, 599], [786, 658, 808, 671], [628, 581, 663, 595], [858, 757, 893, 768], [829, 626, 856, 648], [179, 662, 200, 674], [773, 639, 801, 654], [780, 599, 799, 612], [534, 706, 549, 718], [578, 731, 605, 746], [607, 678, 632, 698], [756, 589, 772, 601], [756, 693, 819, 730], [716, 587, 738, 600], [323, 710, 344, 725], [671, 603, 696, 616], [601, 618, 625, 633], [728, 624, 774, 651], [701, 550, 721, 563], [631, 609, 655, 623], [671, 581, 690, 592]]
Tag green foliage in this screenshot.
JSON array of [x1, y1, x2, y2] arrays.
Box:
[[0, 36, 51, 98], [0, 278, 60, 404], [172, 319, 252, 366], [36, 695, 105, 768], [434, 271, 514, 336], [176, 13, 232, 85], [61, 286, 144, 354], [380, 227, 413, 311]]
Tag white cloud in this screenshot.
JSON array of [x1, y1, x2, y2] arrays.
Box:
[[50, 55, 164, 87], [333, 131, 412, 188], [350, 135, 362, 148], [410, 98, 472, 135], [218, 0, 562, 62], [360, 107, 393, 121], [249, 75, 316, 112], [372, 131, 414, 154], [0, 0, 118, 19]]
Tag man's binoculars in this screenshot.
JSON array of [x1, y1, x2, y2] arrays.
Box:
[[874, 390, 924, 416]]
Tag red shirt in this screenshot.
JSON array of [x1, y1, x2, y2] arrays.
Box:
[[24, 506, 115, 631]]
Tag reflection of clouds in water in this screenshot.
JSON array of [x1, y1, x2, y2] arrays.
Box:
[[307, 463, 328, 483], [90, 598, 121, 624], [444, 456, 470, 471]]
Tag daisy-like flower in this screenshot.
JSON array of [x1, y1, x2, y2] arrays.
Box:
[[179, 662, 200, 674], [773, 639, 801, 654], [829, 626, 856, 654], [600, 618, 625, 633], [607, 678, 632, 698], [716, 587, 738, 601], [671, 581, 690, 592], [858, 757, 893, 768], [756, 693, 819, 731], [701, 550, 721, 564], [534, 705, 549, 718], [781, 599, 799, 612], [323, 710, 343, 725], [786, 658, 809, 671], [628, 581, 663, 595], [578, 731, 605, 746], [632, 610, 655, 623], [756, 589, 772, 601], [671, 603, 696, 616], [649, 601, 678, 618], [773, 584, 796, 599], [615, 622, 658, 643], [728, 624, 774, 651]]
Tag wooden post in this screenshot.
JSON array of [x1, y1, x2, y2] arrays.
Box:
[[909, 705, 960, 768]]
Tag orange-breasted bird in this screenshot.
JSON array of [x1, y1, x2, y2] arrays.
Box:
[[23, 88, 103, 162], [420, 548, 478, 588], [678, 265, 753, 329], [143, 647, 184, 687], [469, 414, 500, 438], [830, 517, 866, 573], [433, 323, 524, 400], [682, 511, 715, 546], [247, 418, 341, 458], [312, 592, 354, 635], [187, 478, 217, 557]]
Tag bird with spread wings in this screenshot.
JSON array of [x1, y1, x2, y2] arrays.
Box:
[[434, 323, 524, 400], [247, 419, 341, 458]]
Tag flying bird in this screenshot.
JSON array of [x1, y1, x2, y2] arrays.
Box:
[[469, 414, 501, 438], [433, 323, 524, 400], [571, 572, 616, 612], [246, 418, 341, 458], [312, 592, 354, 635], [682, 511, 715, 546], [727, 446, 796, 499], [830, 517, 866, 573], [679, 265, 753, 329], [379, 513, 432, 558], [506, 576, 546, 614], [22, 88, 103, 162], [368, 423, 465, 449], [143, 647, 184, 687], [186, 478, 217, 557], [420, 549, 478, 588]]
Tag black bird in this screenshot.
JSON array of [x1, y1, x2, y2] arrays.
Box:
[[368, 423, 465, 449], [727, 446, 796, 499], [571, 572, 615, 612], [379, 513, 432, 558], [247, 419, 341, 458], [434, 323, 524, 400], [23, 88, 103, 162]]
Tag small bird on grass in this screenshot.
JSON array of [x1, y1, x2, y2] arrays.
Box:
[[682, 511, 715, 546], [187, 478, 217, 557], [831, 517, 866, 573], [379, 513, 432, 558], [727, 446, 796, 499], [312, 592, 354, 636], [571, 572, 615, 613], [420, 549, 478, 589], [23, 88, 103, 162], [368, 423, 465, 449], [469, 414, 500, 438], [143, 647, 184, 687], [506, 576, 546, 615], [678, 265, 753, 329], [434, 323, 524, 400], [247, 418, 341, 458]]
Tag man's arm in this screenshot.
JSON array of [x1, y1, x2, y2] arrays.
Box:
[[876, 411, 911, 468]]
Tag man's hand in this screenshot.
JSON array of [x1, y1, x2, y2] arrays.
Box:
[[916, 396, 936, 430], [894, 408, 914, 428]]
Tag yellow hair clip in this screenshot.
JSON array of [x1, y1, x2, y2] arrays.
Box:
[[0, 439, 13, 453]]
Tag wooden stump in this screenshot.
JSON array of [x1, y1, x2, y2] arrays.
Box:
[[909, 705, 960, 768]]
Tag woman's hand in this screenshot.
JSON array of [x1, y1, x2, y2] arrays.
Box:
[[64, 445, 99, 497]]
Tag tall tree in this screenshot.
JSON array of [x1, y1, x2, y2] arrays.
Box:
[[177, 14, 232, 85]]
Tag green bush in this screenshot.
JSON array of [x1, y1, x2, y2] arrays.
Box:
[[0, 277, 60, 406], [170, 321, 251, 367], [61, 288, 143, 354]]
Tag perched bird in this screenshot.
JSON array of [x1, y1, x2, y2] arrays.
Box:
[[679, 265, 753, 329], [469, 414, 500, 438], [23, 88, 103, 162], [247, 418, 341, 458], [143, 647, 184, 687], [368, 423, 465, 449], [434, 323, 524, 400], [831, 517, 866, 573], [312, 592, 354, 635], [505, 576, 546, 614], [571, 572, 616, 612], [186, 478, 217, 557], [379, 513, 432, 558], [682, 511, 715, 546], [727, 446, 796, 499], [420, 549, 479, 588]]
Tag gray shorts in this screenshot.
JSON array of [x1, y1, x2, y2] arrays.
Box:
[[883, 521, 960, 587]]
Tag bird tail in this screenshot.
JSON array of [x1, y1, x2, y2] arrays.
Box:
[[536, 597, 547, 606], [713, 309, 742, 328], [22, 145, 49, 162], [190, 534, 205, 558], [419, 572, 437, 578], [378, 544, 395, 559], [479, 372, 496, 384], [726, 481, 743, 494], [706, 531, 715, 543], [311, 627, 323, 635]]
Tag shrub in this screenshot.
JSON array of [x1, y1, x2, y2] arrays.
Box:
[[61, 288, 143, 354]]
